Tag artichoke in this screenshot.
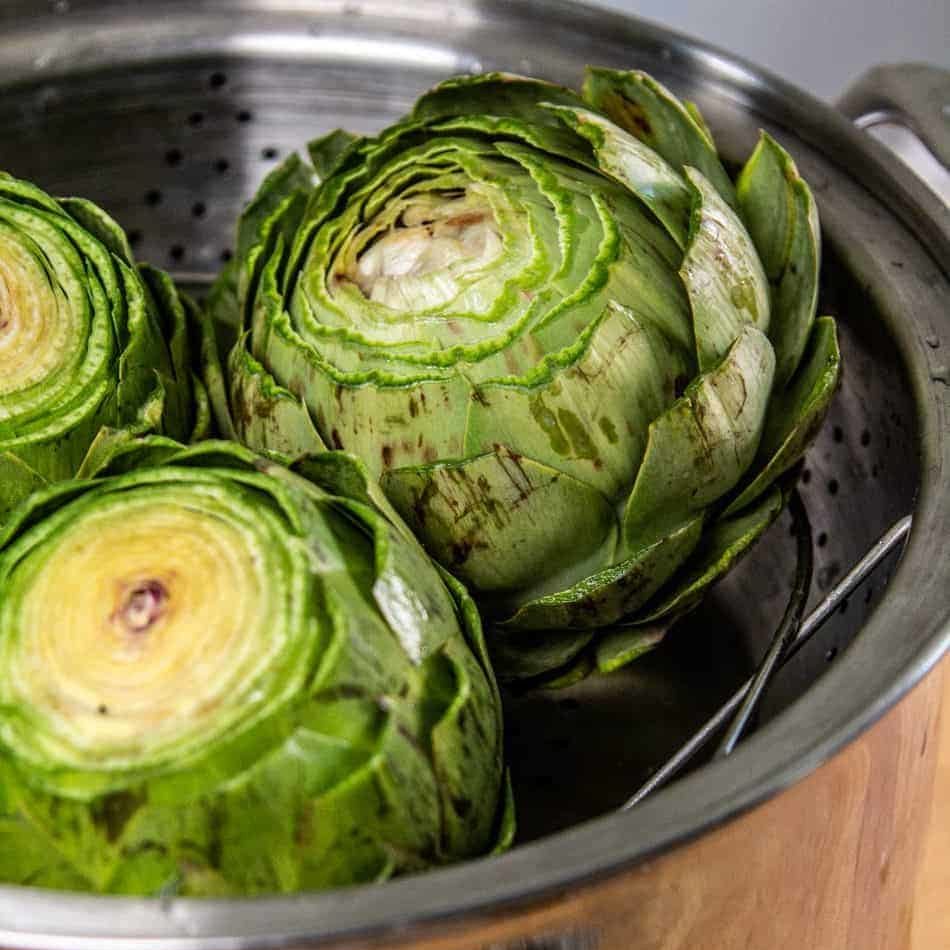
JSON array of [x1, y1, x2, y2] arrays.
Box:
[[206, 68, 840, 681], [0, 172, 208, 523], [0, 440, 508, 894]]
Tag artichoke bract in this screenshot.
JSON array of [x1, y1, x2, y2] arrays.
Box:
[[0, 440, 508, 894], [0, 172, 207, 522], [207, 68, 840, 681]]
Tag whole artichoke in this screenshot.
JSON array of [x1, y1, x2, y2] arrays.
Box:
[[0, 440, 508, 894], [207, 69, 840, 680], [0, 172, 208, 522]]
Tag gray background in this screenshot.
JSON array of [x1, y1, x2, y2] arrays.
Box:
[[594, 0, 948, 101]]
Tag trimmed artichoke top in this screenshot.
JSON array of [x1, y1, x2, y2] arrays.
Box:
[[0, 441, 507, 894], [0, 173, 208, 523], [208, 68, 840, 682]]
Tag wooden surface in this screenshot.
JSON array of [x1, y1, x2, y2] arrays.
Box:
[[912, 658, 950, 950], [323, 665, 944, 950]]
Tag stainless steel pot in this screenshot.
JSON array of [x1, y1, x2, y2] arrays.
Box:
[[0, 2, 947, 947]]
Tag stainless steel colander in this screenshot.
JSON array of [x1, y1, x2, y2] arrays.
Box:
[[0, 2, 947, 948]]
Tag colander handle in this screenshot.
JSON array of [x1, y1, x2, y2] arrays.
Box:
[[838, 63, 949, 167], [838, 64, 949, 203]]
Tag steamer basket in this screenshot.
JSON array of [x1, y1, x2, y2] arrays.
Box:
[[0, 2, 947, 948]]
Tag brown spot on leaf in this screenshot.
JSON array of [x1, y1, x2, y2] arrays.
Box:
[[604, 92, 653, 141], [382, 445, 393, 468]]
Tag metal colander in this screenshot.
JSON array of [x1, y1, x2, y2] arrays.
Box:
[[0, 2, 947, 948]]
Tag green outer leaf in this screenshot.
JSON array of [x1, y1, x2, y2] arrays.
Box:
[[0, 455, 47, 524], [536, 653, 596, 690], [228, 341, 326, 459], [545, 103, 691, 248], [489, 628, 594, 682], [464, 302, 692, 500], [595, 620, 669, 675], [490, 772, 517, 855], [582, 67, 737, 209], [411, 72, 586, 126], [58, 197, 135, 266], [680, 167, 771, 371], [737, 132, 821, 386], [235, 152, 314, 264], [724, 316, 840, 515], [501, 513, 703, 631], [382, 447, 617, 595], [639, 484, 784, 621], [205, 255, 241, 357], [194, 300, 238, 441], [623, 324, 775, 550], [292, 451, 418, 548], [74, 429, 182, 480], [308, 129, 362, 181]]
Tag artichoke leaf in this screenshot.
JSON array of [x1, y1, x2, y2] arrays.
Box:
[[490, 773, 517, 854], [680, 167, 771, 371], [429, 113, 598, 171], [383, 447, 617, 596], [253, 246, 471, 477], [724, 316, 840, 515], [544, 102, 692, 248], [501, 513, 703, 632], [411, 72, 586, 126], [308, 128, 363, 182], [0, 455, 46, 524], [58, 196, 135, 265], [623, 324, 775, 550], [75, 429, 182, 480], [595, 619, 670, 675], [488, 628, 595, 682], [737, 131, 821, 386], [235, 152, 315, 265], [465, 301, 692, 498], [204, 255, 241, 358], [638, 484, 785, 621], [535, 652, 597, 690], [227, 340, 326, 459], [194, 299, 238, 440], [428, 640, 506, 855], [582, 67, 738, 209]]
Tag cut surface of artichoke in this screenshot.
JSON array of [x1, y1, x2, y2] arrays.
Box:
[[6, 494, 285, 767], [207, 67, 840, 683]]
